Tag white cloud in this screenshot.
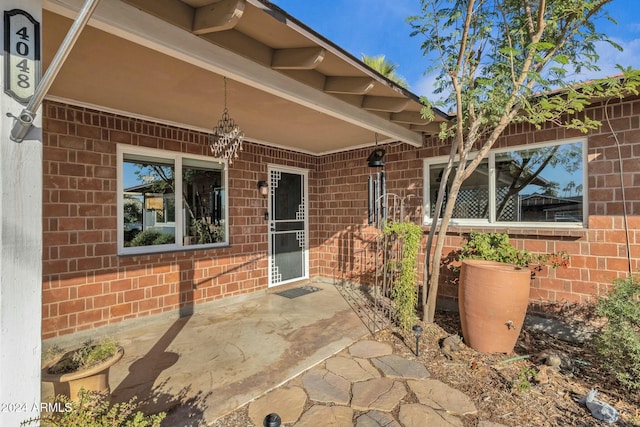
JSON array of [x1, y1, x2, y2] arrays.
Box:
[[568, 38, 640, 82], [412, 72, 440, 101], [412, 37, 640, 102]]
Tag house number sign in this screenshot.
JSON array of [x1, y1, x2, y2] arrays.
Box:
[[4, 9, 40, 104]]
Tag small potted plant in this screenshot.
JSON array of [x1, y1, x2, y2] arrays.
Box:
[[454, 232, 568, 353], [41, 338, 124, 401]]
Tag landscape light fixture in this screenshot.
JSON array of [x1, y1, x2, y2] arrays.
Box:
[[210, 77, 244, 164], [263, 413, 281, 427], [412, 324, 423, 357]]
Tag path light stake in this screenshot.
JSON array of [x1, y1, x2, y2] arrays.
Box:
[[263, 413, 281, 427], [412, 325, 423, 357]]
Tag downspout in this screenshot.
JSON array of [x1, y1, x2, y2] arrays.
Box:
[[8, 0, 101, 142]]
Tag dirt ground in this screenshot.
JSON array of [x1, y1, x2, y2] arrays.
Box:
[[211, 306, 639, 427], [385, 308, 640, 427]]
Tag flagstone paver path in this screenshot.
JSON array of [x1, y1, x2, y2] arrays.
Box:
[[247, 339, 509, 427]]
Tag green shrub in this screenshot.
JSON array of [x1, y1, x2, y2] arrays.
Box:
[[452, 232, 569, 274], [458, 232, 534, 267], [594, 275, 640, 390], [130, 230, 174, 246], [382, 220, 422, 330], [21, 390, 165, 427]]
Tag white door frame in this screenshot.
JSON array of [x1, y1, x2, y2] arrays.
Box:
[[267, 164, 309, 288]]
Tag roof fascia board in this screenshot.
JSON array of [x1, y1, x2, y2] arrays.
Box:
[[43, 0, 423, 147], [250, 0, 450, 121]]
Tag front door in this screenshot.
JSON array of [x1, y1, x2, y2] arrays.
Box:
[[268, 166, 309, 287]]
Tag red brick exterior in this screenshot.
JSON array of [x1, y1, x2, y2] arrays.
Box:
[[42, 95, 640, 338], [42, 101, 317, 338]]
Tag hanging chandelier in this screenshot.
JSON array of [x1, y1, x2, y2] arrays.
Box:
[[210, 77, 244, 164]]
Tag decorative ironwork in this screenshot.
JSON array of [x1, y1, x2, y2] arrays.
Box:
[[210, 77, 244, 164], [334, 193, 423, 336]]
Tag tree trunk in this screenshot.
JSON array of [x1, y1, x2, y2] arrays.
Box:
[[423, 164, 465, 323]]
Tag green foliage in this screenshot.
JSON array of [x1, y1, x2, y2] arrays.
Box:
[[45, 338, 119, 375], [382, 221, 423, 330], [192, 219, 225, 244], [458, 232, 535, 267], [21, 390, 165, 427], [361, 54, 409, 89], [123, 198, 142, 224], [454, 232, 569, 273], [130, 230, 174, 247], [410, 0, 638, 324], [511, 366, 538, 393], [408, 0, 640, 133], [594, 275, 640, 390]]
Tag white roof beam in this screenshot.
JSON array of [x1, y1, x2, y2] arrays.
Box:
[[362, 96, 410, 113], [391, 111, 431, 125], [120, 0, 193, 31], [43, 0, 423, 146], [271, 47, 325, 70], [410, 122, 442, 133], [324, 77, 375, 95], [192, 0, 245, 35]]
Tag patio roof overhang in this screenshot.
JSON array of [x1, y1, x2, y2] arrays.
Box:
[[42, 0, 448, 155]]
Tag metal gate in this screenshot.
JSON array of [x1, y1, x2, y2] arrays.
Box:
[[335, 193, 423, 334]]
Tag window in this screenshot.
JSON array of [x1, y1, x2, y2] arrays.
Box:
[[424, 140, 586, 227], [118, 146, 227, 254]]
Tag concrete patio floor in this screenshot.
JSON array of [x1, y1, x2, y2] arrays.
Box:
[[41, 279, 370, 426]]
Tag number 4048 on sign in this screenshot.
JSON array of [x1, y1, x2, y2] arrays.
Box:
[[4, 9, 40, 104]]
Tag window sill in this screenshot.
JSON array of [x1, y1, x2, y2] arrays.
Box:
[[422, 223, 587, 239], [118, 242, 230, 257]]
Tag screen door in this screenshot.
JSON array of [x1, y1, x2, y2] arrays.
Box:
[[268, 166, 308, 287]]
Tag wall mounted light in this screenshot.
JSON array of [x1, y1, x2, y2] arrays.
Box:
[[257, 180, 269, 197], [367, 148, 386, 168], [367, 133, 385, 168]]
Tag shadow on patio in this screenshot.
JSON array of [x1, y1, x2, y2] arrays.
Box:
[[41, 279, 369, 426]]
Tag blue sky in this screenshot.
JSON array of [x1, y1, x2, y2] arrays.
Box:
[[270, 0, 640, 100]]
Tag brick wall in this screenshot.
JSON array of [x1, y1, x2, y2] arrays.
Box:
[[42, 101, 316, 338], [316, 94, 640, 309], [42, 94, 639, 338]]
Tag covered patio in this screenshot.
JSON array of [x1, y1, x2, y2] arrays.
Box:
[[1, 0, 446, 425], [43, 0, 447, 152], [41, 279, 370, 424]]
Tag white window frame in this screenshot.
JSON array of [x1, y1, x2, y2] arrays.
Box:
[[423, 138, 588, 228], [117, 144, 229, 255]]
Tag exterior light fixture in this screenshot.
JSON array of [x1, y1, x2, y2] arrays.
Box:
[[367, 149, 385, 167], [210, 77, 244, 164], [263, 413, 281, 427], [367, 133, 385, 168], [412, 324, 423, 357], [257, 180, 269, 197]]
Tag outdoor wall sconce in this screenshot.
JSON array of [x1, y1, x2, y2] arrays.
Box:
[[367, 148, 386, 168], [257, 180, 269, 197], [367, 133, 385, 168], [412, 324, 423, 357]]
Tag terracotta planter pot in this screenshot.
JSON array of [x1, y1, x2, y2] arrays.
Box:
[[459, 260, 531, 353], [42, 346, 124, 401]]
